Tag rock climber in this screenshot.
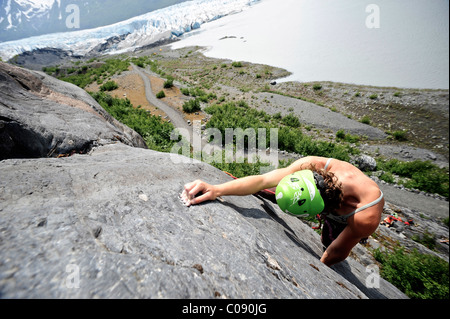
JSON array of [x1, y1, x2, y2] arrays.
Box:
[[181, 156, 384, 267]]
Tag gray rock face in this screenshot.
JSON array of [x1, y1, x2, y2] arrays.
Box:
[[0, 143, 407, 299], [0, 62, 146, 160]]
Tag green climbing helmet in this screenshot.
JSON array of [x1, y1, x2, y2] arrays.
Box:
[[275, 170, 325, 217]]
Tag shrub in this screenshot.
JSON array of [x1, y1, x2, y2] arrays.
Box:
[[379, 171, 395, 184], [360, 115, 371, 125], [336, 129, 346, 139], [392, 130, 407, 141], [59, 58, 130, 89], [156, 90, 166, 99], [183, 99, 201, 113], [210, 151, 271, 178], [369, 94, 378, 99], [373, 247, 449, 299], [273, 112, 282, 120], [378, 159, 449, 198], [282, 114, 300, 128], [204, 102, 355, 161], [90, 91, 176, 152], [163, 77, 174, 88], [336, 130, 360, 143], [100, 80, 119, 91], [313, 84, 322, 91], [232, 61, 243, 67]]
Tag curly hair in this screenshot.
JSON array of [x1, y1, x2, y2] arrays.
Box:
[[302, 164, 344, 213]]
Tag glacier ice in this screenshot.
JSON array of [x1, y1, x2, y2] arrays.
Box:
[[0, 0, 260, 61]]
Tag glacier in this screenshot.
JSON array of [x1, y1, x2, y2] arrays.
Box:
[[0, 0, 260, 61]]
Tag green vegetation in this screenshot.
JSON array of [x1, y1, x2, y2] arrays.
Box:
[[373, 247, 449, 299], [313, 84, 322, 91], [183, 99, 201, 113], [377, 159, 449, 198], [360, 115, 371, 125], [336, 130, 361, 144], [204, 101, 356, 161], [131, 56, 159, 72], [411, 231, 437, 250], [209, 152, 272, 179], [181, 87, 217, 102], [90, 91, 176, 152], [100, 80, 119, 92], [282, 114, 301, 128], [163, 77, 174, 89], [45, 58, 130, 89], [389, 130, 408, 141], [156, 90, 166, 99]]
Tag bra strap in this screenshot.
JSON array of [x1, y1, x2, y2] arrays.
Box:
[[324, 158, 333, 171]]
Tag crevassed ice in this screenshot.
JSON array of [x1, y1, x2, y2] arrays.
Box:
[[0, 0, 260, 61]]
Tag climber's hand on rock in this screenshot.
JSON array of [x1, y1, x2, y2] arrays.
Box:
[[181, 180, 218, 206]]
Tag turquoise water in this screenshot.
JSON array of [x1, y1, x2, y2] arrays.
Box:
[[172, 0, 449, 89]]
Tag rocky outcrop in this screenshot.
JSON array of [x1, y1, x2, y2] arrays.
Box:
[[8, 48, 83, 71], [0, 62, 146, 160], [0, 62, 407, 299], [89, 33, 131, 56]]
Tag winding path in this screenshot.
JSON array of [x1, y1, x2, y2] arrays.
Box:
[[132, 64, 194, 143]]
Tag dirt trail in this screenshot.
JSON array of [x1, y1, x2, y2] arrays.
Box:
[[131, 64, 193, 143]]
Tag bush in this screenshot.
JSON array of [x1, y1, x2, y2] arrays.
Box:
[[273, 112, 282, 120], [392, 130, 407, 141], [183, 99, 201, 113], [163, 77, 174, 88], [156, 90, 166, 99], [59, 58, 130, 89], [336, 130, 360, 143], [100, 80, 119, 91], [378, 159, 449, 198], [282, 114, 300, 128], [360, 115, 371, 125], [379, 171, 395, 184], [204, 102, 355, 161], [181, 88, 190, 96], [90, 91, 176, 152], [210, 151, 271, 178], [313, 84, 322, 91], [373, 247, 449, 299]]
